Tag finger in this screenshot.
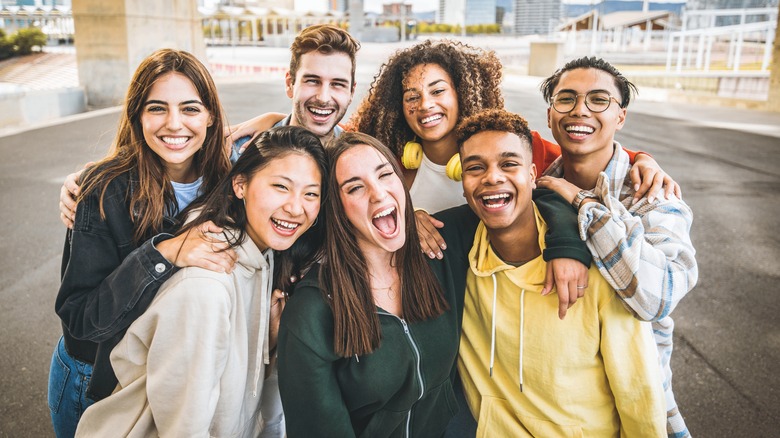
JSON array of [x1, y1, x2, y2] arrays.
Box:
[[425, 215, 445, 229], [577, 271, 589, 299], [541, 262, 554, 296], [557, 282, 570, 320], [629, 164, 641, 192], [633, 170, 656, 204], [64, 174, 81, 198], [664, 178, 682, 200], [199, 220, 224, 235], [187, 258, 229, 273], [419, 235, 440, 259], [568, 279, 579, 308], [648, 172, 665, 203], [60, 211, 74, 229]]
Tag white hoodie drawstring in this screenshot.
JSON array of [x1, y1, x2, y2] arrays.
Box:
[[252, 250, 274, 397], [519, 288, 525, 392], [489, 274, 497, 377]]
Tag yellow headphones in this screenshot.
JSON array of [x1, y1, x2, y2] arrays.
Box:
[[401, 140, 462, 181]]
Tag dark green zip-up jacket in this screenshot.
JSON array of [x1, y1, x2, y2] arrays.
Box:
[[277, 190, 590, 438]]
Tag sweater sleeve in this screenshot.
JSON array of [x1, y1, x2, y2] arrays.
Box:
[[55, 184, 176, 342], [142, 276, 232, 436], [580, 175, 697, 321], [532, 189, 592, 267], [598, 293, 666, 436], [277, 284, 357, 438]]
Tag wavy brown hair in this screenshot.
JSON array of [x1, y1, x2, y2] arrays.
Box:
[[288, 24, 360, 87], [78, 49, 230, 244], [322, 132, 448, 357], [350, 39, 504, 156]]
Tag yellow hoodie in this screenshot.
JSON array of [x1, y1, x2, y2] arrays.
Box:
[[458, 204, 665, 437]]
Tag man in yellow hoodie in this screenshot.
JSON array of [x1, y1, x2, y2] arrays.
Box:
[[455, 109, 666, 437]]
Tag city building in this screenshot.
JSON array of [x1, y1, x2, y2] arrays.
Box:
[[438, 0, 498, 25], [513, 0, 562, 35]]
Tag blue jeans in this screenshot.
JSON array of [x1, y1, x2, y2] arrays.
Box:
[[48, 336, 94, 438]]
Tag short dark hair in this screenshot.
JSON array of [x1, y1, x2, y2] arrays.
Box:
[[540, 56, 638, 108], [289, 24, 360, 86], [455, 109, 532, 155]]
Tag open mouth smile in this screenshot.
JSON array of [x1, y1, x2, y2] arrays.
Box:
[[271, 217, 301, 235], [480, 193, 512, 209], [564, 124, 595, 138], [372, 206, 399, 236], [160, 136, 190, 149], [420, 114, 443, 125]]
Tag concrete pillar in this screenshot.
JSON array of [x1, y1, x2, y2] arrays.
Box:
[[767, 3, 780, 112], [349, 0, 364, 41], [72, 0, 205, 108], [528, 41, 564, 77]]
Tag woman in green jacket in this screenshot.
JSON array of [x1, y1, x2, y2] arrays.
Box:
[[276, 132, 590, 437], [277, 132, 457, 437]]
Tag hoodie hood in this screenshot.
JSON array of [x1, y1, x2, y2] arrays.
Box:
[[468, 203, 548, 289]]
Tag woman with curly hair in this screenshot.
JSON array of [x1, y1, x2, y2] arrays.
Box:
[[351, 39, 506, 214]]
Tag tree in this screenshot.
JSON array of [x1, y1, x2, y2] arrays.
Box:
[[11, 28, 48, 56]]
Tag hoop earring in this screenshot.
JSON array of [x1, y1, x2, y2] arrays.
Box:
[[401, 138, 422, 169], [446, 153, 462, 181]]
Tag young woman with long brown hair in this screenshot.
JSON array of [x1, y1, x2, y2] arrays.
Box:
[[48, 49, 234, 437]]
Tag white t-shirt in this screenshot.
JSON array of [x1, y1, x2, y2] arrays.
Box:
[[408, 152, 465, 214]]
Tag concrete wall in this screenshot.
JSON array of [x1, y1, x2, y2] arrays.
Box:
[[72, 0, 205, 108], [0, 85, 86, 129]]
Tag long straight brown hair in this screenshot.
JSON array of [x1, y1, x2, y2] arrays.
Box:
[[323, 132, 448, 357], [78, 49, 231, 244]]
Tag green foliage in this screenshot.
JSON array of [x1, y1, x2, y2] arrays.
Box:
[[0, 29, 13, 60], [10, 28, 48, 56], [415, 22, 501, 35]]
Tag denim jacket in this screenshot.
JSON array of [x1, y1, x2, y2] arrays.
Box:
[[55, 168, 178, 401]]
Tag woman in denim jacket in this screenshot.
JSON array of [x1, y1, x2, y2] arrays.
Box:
[[48, 49, 234, 437]]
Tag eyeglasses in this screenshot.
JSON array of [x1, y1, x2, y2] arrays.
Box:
[[550, 91, 621, 113]]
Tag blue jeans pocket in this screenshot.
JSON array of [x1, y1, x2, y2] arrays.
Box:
[[48, 339, 70, 413]]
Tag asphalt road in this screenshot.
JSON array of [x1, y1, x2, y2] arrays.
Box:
[[1, 71, 779, 437]]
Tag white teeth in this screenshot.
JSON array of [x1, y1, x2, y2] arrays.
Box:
[[309, 107, 334, 115], [272, 218, 299, 230], [373, 207, 395, 219], [162, 137, 187, 145], [482, 193, 510, 200], [565, 125, 594, 134], [421, 114, 442, 124]]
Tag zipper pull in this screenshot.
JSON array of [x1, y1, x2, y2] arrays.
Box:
[[400, 318, 409, 334]]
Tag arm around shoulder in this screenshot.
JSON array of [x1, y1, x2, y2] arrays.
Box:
[[533, 188, 592, 267], [56, 184, 177, 342]]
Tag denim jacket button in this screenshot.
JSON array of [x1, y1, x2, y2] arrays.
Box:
[[154, 263, 166, 273]]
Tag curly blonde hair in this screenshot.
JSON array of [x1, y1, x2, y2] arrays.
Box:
[[350, 39, 504, 156]]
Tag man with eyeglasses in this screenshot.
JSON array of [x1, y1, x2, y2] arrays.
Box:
[[536, 56, 698, 438]]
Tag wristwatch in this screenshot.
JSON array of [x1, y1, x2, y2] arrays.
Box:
[[572, 189, 598, 210]]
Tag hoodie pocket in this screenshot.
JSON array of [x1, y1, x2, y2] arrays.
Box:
[[476, 396, 583, 438]]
